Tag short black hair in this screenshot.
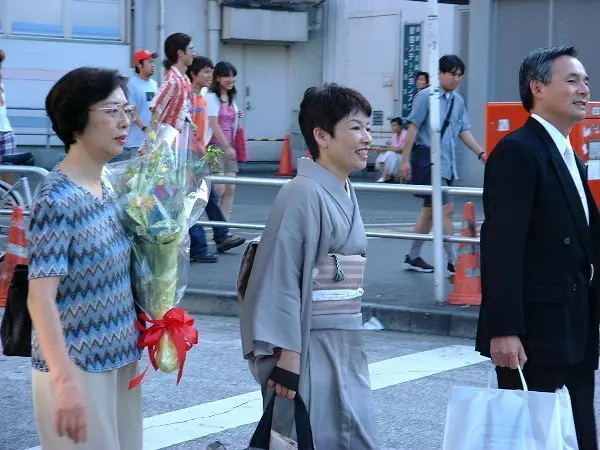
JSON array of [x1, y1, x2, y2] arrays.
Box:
[[210, 61, 237, 105], [299, 83, 372, 160], [45, 67, 127, 152], [0, 50, 5, 63], [519, 46, 577, 112], [439, 55, 465, 75], [391, 117, 403, 126], [416, 71, 429, 84], [187, 56, 214, 80], [163, 33, 192, 69]]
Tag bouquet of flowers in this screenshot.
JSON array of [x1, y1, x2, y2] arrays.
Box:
[[104, 123, 210, 388]]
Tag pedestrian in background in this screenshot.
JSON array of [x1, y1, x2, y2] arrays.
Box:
[[401, 55, 486, 275], [29, 67, 142, 449], [375, 116, 406, 183], [206, 61, 243, 220], [476, 45, 600, 449], [150, 32, 196, 133], [0, 49, 16, 160], [187, 56, 245, 262], [117, 49, 158, 161]]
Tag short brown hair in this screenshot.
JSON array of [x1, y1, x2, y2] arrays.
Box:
[[0, 50, 5, 63]]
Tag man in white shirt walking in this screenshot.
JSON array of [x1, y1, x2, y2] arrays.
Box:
[[0, 50, 16, 159], [117, 49, 158, 161]]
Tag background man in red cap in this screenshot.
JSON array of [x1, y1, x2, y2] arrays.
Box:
[[117, 49, 158, 161]]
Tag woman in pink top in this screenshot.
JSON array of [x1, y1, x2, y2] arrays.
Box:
[[206, 61, 243, 220], [376, 117, 407, 182]]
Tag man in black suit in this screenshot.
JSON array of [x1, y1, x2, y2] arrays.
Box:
[[476, 45, 599, 449]]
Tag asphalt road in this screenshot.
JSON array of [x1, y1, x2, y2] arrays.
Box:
[[4, 315, 600, 450]]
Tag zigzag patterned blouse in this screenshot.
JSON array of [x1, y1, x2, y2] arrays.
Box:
[[28, 167, 141, 372]]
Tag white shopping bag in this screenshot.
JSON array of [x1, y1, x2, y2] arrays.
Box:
[[442, 365, 578, 450]]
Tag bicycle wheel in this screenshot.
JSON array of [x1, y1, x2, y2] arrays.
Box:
[[0, 180, 25, 260]]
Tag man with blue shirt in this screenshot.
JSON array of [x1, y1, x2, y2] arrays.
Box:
[[400, 55, 486, 276], [119, 49, 158, 161]]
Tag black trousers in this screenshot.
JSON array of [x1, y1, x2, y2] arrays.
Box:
[[497, 363, 598, 450]]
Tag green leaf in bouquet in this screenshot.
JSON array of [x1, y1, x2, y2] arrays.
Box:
[[125, 203, 148, 229]]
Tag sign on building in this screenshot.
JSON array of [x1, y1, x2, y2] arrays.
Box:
[[401, 23, 422, 118]]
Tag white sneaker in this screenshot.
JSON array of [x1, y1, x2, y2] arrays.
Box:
[[376, 177, 386, 183]]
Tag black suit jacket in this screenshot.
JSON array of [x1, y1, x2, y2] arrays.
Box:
[[475, 117, 600, 368]]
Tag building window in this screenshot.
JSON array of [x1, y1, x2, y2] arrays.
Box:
[[71, 0, 123, 41], [8, 0, 63, 37], [3, 0, 126, 42]]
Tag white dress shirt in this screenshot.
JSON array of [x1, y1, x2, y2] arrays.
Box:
[[531, 113, 589, 224]]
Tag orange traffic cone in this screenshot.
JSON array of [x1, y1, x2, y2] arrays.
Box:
[[276, 134, 293, 177], [0, 206, 27, 307], [447, 202, 481, 306]]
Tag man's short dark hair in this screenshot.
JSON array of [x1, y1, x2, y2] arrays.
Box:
[[299, 83, 372, 160], [416, 71, 429, 84], [391, 117, 403, 126], [0, 50, 5, 63], [45, 67, 127, 152], [439, 55, 465, 75], [163, 33, 192, 69], [187, 56, 214, 80], [519, 46, 577, 112]]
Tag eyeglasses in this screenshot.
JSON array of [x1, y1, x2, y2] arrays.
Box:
[[91, 104, 137, 121]]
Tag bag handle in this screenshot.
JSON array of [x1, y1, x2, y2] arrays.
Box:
[[248, 367, 315, 449], [487, 364, 528, 392]]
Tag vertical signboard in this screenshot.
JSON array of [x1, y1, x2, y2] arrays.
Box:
[[401, 23, 422, 118]]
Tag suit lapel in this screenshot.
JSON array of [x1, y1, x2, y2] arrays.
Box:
[[527, 118, 593, 262]]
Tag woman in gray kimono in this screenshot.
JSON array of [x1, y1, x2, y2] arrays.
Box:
[[240, 83, 378, 449]]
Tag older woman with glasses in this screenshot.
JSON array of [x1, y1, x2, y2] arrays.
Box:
[[27, 67, 142, 449]]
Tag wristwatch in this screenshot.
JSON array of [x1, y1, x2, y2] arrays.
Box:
[[141, 125, 148, 132]]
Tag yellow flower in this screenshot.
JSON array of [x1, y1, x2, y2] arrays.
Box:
[[131, 195, 157, 213]]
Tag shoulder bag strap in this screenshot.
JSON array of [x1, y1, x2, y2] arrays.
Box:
[[440, 95, 455, 140]]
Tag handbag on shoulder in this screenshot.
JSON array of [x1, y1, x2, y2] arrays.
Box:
[[1, 264, 31, 357]]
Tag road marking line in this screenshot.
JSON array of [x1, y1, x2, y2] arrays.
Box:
[[25, 345, 487, 450]]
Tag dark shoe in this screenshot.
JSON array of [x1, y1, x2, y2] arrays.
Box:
[[190, 252, 218, 263], [403, 255, 434, 273], [447, 260, 456, 277], [216, 235, 246, 253]]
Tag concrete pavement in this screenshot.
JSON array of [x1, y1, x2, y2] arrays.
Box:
[[183, 173, 484, 339]]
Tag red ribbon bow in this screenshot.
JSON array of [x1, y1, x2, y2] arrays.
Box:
[[129, 307, 199, 390]]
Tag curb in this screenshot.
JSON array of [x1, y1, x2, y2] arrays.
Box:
[[182, 289, 479, 340]]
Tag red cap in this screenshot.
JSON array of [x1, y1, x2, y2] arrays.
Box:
[[133, 49, 158, 64]]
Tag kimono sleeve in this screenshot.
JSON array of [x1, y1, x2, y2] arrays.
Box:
[[240, 188, 324, 359], [28, 197, 71, 280]]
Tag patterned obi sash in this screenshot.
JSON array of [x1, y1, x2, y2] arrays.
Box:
[[311, 254, 366, 316]]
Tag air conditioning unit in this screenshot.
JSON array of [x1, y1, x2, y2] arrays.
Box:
[[221, 6, 309, 42], [221, 0, 323, 7]]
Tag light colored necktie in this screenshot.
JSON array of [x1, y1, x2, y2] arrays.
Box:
[[564, 146, 589, 224]]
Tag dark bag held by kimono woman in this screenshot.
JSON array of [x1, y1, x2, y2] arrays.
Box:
[[0, 264, 31, 357], [247, 367, 315, 450]]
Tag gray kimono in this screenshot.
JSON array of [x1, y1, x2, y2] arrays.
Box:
[[240, 158, 378, 449]]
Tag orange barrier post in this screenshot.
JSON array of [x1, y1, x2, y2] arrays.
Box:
[[447, 202, 481, 306], [0, 206, 28, 307], [276, 134, 293, 177]]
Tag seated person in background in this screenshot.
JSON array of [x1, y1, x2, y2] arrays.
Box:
[[375, 117, 407, 183]]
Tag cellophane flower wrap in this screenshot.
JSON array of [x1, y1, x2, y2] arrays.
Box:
[[104, 123, 210, 386]]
